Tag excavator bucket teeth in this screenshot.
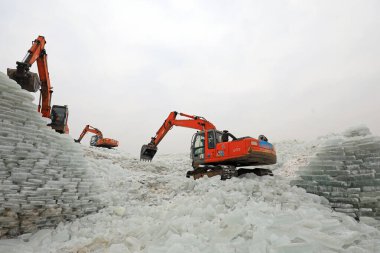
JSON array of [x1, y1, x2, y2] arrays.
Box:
[[7, 68, 41, 92], [140, 144, 157, 161]]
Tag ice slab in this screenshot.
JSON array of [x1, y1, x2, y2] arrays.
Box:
[[0, 71, 102, 238]]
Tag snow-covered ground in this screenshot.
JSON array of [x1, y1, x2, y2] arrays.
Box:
[[1, 141, 379, 253]]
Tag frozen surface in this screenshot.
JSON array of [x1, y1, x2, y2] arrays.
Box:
[[0, 72, 102, 237], [1, 144, 379, 252], [273, 140, 318, 178], [292, 126, 380, 222]]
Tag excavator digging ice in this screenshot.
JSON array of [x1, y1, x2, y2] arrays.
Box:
[[141, 111, 277, 180], [75, 125, 119, 148], [7, 35, 69, 134]]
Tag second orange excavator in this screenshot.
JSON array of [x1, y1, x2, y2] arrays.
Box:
[[141, 111, 277, 180], [75, 125, 119, 148]]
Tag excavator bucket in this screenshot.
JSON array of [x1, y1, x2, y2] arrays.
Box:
[[140, 144, 158, 161], [7, 68, 41, 92]]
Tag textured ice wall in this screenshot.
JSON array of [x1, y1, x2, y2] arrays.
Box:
[[0, 72, 102, 238], [292, 126, 380, 221]]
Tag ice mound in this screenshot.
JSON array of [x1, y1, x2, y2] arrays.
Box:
[[0, 72, 103, 238], [292, 126, 380, 221], [1, 146, 379, 252], [343, 125, 371, 137]]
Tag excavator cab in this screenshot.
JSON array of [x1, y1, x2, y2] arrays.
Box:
[[90, 135, 99, 146], [190, 132, 205, 166], [50, 105, 69, 134], [191, 132, 206, 168], [191, 130, 225, 167]]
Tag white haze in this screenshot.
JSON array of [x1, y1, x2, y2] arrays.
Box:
[[0, 0, 379, 156]]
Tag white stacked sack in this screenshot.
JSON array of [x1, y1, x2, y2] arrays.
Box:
[[0, 72, 102, 238]]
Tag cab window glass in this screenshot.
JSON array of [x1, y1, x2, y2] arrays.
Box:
[[193, 133, 205, 156], [215, 132, 223, 143], [90, 135, 98, 146], [208, 131, 215, 149], [51, 107, 66, 125]]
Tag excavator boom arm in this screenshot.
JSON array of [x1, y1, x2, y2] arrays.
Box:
[[141, 111, 216, 160], [36, 52, 52, 117], [9, 36, 52, 118], [75, 125, 103, 143], [23, 36, 46, 66], [150, 111, 216, 146]]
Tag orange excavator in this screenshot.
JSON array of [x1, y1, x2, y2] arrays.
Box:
[[74, 125, 119, 148], [141, 111, 277, 180], [7, 35, 69, 134]]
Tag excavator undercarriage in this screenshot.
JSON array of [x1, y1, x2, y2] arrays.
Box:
[[186, 166, 273, 180]]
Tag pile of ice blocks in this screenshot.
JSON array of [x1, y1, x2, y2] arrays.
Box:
[[0, 72, 102, 238], [292, 126, 380, 221]]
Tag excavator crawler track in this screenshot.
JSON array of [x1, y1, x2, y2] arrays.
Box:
[[186, 166, 273, 180]]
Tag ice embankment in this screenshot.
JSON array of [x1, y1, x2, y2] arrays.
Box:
[[272, 140, 318, 178], [0, 72, 103, 238], [1, 145, 379, 252], [292, 126, 380, 222]]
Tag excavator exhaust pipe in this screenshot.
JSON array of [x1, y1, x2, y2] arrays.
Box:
[[140, 144, 158, 161], [7, 68, 41, 92]]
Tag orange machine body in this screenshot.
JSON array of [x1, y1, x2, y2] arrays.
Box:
[[141, 111, 276, 169], [195, 131, 276, 168], [75, 125, 119, 148]]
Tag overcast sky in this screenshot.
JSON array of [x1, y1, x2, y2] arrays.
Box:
[[1, 0, 379, 156]]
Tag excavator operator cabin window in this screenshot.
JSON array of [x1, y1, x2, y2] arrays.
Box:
[[208, 130, 216, 149], [51, 107, 66, 126], [215, 131, 223, 143], [193, 133, 205, 157], [90, 135, 98, 146]]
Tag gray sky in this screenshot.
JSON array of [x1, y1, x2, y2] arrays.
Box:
[[1, 0, 379, 156]]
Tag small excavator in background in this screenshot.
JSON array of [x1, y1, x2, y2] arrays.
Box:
[[7, 35, 69, 134], [75, 125, 119, 148], [141, 111, 277, 180]]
